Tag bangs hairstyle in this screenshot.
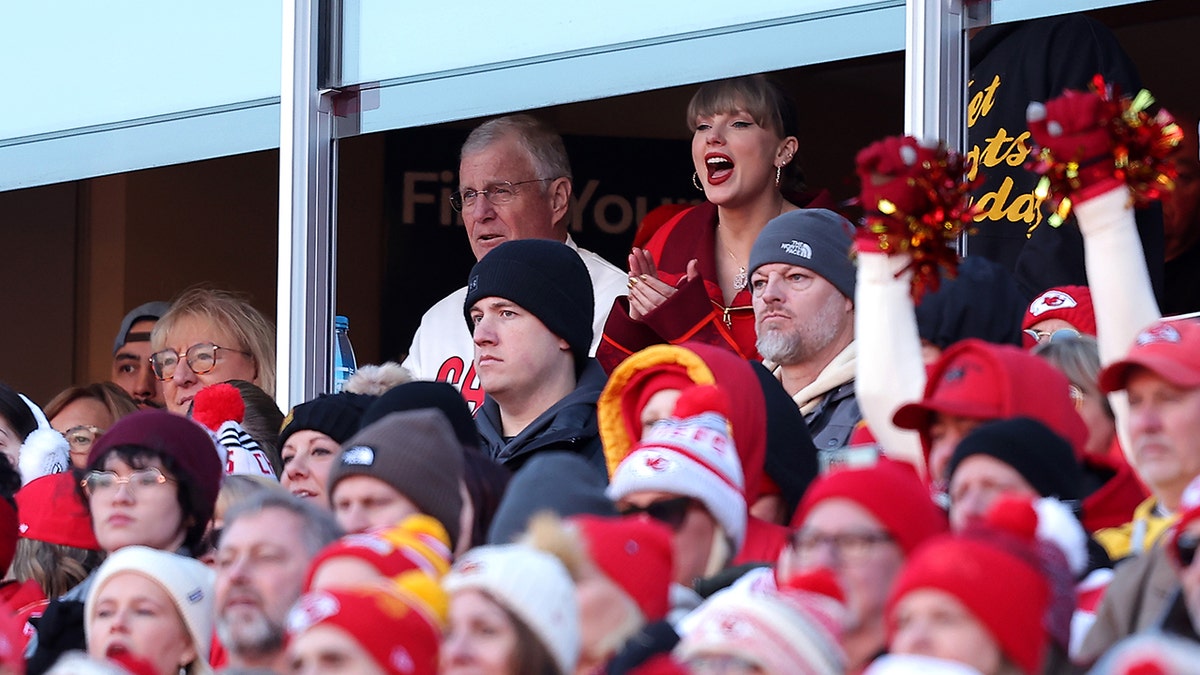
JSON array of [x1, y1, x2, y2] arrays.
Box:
[[151, 287, 277, 397], [686, 75, 806, 190], [91, 444, 205, 552], [686, 74, 799, 140], [460, 114, 573, 185]]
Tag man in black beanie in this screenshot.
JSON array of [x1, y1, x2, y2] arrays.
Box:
[[945, 416, 1085, 532], [464, 238, 608, 474]]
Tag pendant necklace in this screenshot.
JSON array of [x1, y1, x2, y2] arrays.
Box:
[[717, 224, 747, 291]]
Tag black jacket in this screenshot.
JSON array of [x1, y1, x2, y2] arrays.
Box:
[[476, 359, 607, 474]]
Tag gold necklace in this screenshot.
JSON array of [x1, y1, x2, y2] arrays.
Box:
[[717, 224, 747, 291]]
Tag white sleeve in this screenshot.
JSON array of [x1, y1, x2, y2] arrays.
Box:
[[855, 251, 927, 472], [1076, 186, 1161, 462]]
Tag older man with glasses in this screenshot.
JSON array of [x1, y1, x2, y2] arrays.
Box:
[[401, 114, 626, 413]]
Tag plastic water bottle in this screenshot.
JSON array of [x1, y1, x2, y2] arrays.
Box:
[[333, 315, 357, 393]]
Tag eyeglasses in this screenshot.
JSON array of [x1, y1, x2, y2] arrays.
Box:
[[1024, 328, 1081, 344], [150, 342, 252, 380], [62, 425, 103, 455], [1175, 531, 1200, 568], [618, 496, 696, 531], [81, 467, 175, 497], [448, 178, 556, 212], [790, 529, 894, 562]]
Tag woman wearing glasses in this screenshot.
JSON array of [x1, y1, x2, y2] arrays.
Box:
[[150, 287, 276, 414], [26, 409, 224, 672], [599, 75, 833, 371], [43, 383, 138, 469]]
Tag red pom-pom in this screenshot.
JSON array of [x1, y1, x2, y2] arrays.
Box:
[[779, 566, 845, 604], [671, 385, 731, 421], [191, 383, 245, 431], [983, 494, 1039, 543]]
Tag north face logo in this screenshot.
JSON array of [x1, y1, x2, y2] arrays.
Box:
[[342, 446, 376, 466], [1029, 290, 1078, 317], [468, 275, 478, 292], [780, 240, 813, 259]]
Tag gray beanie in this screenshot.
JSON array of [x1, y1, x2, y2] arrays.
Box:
[[748, 209, 856, 300], [328, 409, 464, 543]]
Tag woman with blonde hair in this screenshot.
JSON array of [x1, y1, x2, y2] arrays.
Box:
[[599, 74, 832, 370], [150, 287, 276, 414]]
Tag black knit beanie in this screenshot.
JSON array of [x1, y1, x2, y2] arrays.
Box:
[[279, 391, 376, 449], [360, 381, 480, 451], [462, 239, 594, 372], [328, 409, 464, 543], [748, 208, 856, 300], [946, 417, 1084, 502]]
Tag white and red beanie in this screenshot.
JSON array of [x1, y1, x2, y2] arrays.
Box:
[[606, 386, 747, 550], [442, 543, 579, 675], [676, 568, 847, 675]]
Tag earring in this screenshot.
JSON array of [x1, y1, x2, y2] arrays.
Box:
[[692, 171, 704, 192], [775, 165, 782, 188]]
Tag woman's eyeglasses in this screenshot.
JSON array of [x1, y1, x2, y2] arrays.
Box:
[[150, 342, 252, 380], [61, 425, 103, 455]]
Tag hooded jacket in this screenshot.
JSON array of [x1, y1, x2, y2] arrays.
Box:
[[475, 359, 608, 475]]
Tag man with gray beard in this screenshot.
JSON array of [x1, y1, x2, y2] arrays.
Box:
[[749, 209, 860, 451], [213, 490, 342, 671]]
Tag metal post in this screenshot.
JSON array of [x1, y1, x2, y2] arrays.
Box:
[[277, 0, 337, 413], [905, 0, 991, 254]]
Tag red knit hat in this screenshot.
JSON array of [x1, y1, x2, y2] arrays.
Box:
[[1099, 319, 1200, 393], [571, 514, 674, 621], [791, 459, 947, 555], [16, 471, 101, 550], [287, 583, 442, 675], [892, 339, 1089, 466], [1022, 285, 1097, 345], [886, 503, 1050, 675], [304, 514, 452, 591]]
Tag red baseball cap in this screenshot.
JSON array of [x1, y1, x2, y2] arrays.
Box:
[[893, 339, 1088, 463], [1099, 319, 1200, 393]]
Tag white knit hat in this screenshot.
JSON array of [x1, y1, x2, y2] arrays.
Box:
[[85, 546, 216, 675], [675, 584, 846, 675], [442, 543, 578, 675], [607, 409, 747, 549]]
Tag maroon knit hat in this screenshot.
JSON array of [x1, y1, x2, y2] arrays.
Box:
[[86, 409, 224, 541], [791, 459, 947, 555]]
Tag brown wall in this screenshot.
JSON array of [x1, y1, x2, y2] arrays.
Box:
[[0, 2, 1196, 408]]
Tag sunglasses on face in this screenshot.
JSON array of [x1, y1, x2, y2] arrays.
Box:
[[1024, 328, 1081, 344], [618, 496, 696, 531]]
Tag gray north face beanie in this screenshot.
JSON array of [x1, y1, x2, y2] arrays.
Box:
[[747, 208, 856, 300]]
